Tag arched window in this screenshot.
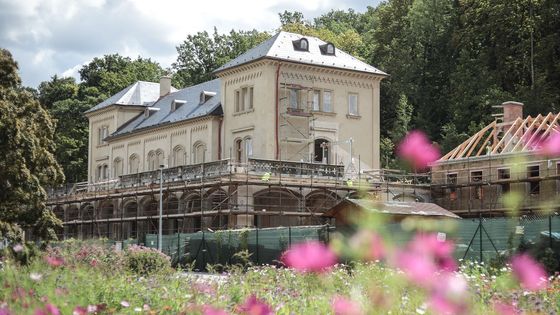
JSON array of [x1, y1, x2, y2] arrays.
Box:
[[129, 154, 140, 174], [113, 157, 123, 177], [193, 142, 206, 164], [172, 145, 186, 167], [147, 151, 156, 171], [156, 149, 165, 168], [235, 138, 243, 162]]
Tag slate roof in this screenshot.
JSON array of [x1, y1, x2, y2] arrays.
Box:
[[214, 31, 387, 75], [85, 81, 178, 114], [107, 79, 221, 139]]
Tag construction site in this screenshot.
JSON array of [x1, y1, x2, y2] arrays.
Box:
[[431, 102, 560, 217], [46, 159, 431, 242]]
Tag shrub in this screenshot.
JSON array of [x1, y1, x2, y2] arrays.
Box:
[[124, 245, 171, 275]]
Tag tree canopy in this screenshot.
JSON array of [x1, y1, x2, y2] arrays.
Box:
[[0, 49, 64, 241]]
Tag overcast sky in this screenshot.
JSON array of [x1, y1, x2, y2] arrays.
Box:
[[0, 0, 381, 88]]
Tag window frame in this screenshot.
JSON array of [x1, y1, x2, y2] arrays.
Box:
[[322, 90, 333, 113], [348, 93, 359, 116], [234, 85, 254, 113]]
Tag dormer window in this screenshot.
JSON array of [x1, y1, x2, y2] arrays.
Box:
[[144, 107, 160, 118], [171, 100, 186, 112], [200, 91, 217, 104], [320, 43, 335, 55], [292, 38, 309, 51]]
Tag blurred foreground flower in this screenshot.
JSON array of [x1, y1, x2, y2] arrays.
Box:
[[237, 295, 272, 315], [492, 301, 520, 315], [12, 244, 23, 253], [202, 305, 228, 315], [332, 295, 363, 315], [45, 256, 64, 267], [282, 241, 337, 273], [539, 131, 560, 156], [510, 254, 548, 291], [203, 305, 229, 315], [397, 130, 440, 170]]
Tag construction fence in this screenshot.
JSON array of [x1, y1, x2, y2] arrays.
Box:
[[57, 216, 560, 271]]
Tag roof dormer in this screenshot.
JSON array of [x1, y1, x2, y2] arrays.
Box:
[[292, 38, 309, 52], [171, 100, 186, 112], [200, 91, 217, 104], [319, 43, 336, 56], [144, 107, 160, 118]]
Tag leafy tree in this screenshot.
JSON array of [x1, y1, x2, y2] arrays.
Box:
[[38, 54, 165, 182], [37, 75, 78, 109], [389, 94, 413, 143], [0, 49, 64, 241], [278, 11, 306, 26], [173, 29, 270, 88]]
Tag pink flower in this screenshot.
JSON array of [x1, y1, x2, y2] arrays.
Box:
[[237, 295, 273, 315], [493, 301, 520, 315], [45, 304, 60, 315], [367, 232, 385, 261], [12, 244, 24, 253], [331, 295, 363, 315], [539, 132, 560, 156], [510, 254, 548, 290], [409, 234, 457, 272], [202, 305, 229, 315], [394, 250, 437, 286], [120, 301, 130, 308], [0, 307, 12, 315], [281, 241, 337, 273], [429, 274, 469, 315], [397, 130, 441, 169], [72, 307, 87, 315], [45, 256, 64, 267]]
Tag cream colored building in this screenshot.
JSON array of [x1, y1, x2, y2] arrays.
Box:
[[85, 31, 387, 184]]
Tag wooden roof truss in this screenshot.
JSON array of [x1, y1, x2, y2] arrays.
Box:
[[440, 113, 560, 161]]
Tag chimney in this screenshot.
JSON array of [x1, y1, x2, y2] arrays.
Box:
[[502, 101, 524, 123], [159, 76, 172, 97]]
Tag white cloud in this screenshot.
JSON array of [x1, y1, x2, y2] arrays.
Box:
[[0, 0, 378, 88]]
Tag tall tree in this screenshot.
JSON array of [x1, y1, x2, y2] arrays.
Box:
[[173, 29, 270, 88], [0, 49, 64, 241], [38, 54, 166, 182]]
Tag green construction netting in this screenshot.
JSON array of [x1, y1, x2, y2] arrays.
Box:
[[143, 225, 331, 270], [384, 216, 560, 261]]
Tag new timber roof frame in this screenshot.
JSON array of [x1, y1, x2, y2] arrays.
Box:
[[440, 113, 560, 161]]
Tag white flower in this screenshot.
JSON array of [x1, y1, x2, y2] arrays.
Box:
[[134, 307, 142, 312], [120, 301, 130, 308], [12, 244, 24, 253], [87, 305, 97, 313], [30, 273, 42, 281]]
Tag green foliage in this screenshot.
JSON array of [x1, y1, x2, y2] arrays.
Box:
[[0, 49, 64, 241], [124, 245, 172, 275], [173, 29, 270, 88]]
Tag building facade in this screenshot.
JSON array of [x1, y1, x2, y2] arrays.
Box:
[[45, 32, 432, 242], [431, 102, 560, 217], [86, 32, 386, 184]]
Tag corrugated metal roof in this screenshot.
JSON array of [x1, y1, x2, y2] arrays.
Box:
[[108, 79, 221, 139], [214, 31, 387, 76]]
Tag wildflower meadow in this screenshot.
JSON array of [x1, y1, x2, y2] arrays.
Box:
[[1, 130, 559, 315]]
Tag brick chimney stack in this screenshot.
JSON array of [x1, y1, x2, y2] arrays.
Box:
[[159, 76, 172, 97], [502, 101, 524, 122]]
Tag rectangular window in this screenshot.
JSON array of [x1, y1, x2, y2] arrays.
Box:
[[447, 173, 458, 200], [248, 87, 254, 109], [470, 171, 483, 199], [323, 90, 332, 112], [497, 168, 510, 194], [241, 87, 247, 112], [235, 90, 240, 112], [470, 171, 483, 183], [557, 162, 560, 175], [527, 165, 540, 195], [312, 90, 320, 111], [348, 93, 358, 115], [289, 89, 298, 109]]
